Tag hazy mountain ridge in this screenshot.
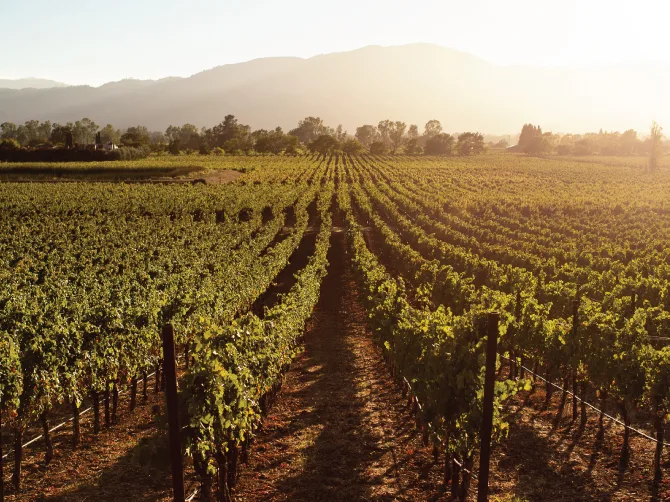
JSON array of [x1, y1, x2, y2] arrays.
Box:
[[2, 44, 669, 134], [0, 78, 69, 90]]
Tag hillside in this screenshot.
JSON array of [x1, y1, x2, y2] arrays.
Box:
[[1, 44, 669, 134], [0, 78, 69, 90]]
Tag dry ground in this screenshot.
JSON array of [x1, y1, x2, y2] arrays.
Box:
[[3, 380, 199, 501], [235, 233, 446, 501]]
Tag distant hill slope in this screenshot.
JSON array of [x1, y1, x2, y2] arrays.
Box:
[[2, 44, 669, 134], [0, 78, 69, 90]]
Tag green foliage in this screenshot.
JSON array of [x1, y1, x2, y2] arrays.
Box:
[[109, 146, 151, 161], [341, 138, 365, 154], [355, 125, 378, 148], [517, 124, 543, 153], [424, 120, 443, 138], [404, 137, 422, 155], [338, 179, 521, 470], [120, 126, 151, 147], [456, 132, 485, 155], [0, 138, 20, 150], [370, 141, 388, 155], [182, 184, 334, 466], [289, 117, 330, 145], [425, 133, 454, 155], [0, 158, 330, 438], [1, 151, 670, 496], [307, 134, 339, 155]]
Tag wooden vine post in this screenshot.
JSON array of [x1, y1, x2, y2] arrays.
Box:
[[162, 324, 185, 502], [571, 298, 579, 421], [477, 312, 499, 502], [0, 397, 3, 502]]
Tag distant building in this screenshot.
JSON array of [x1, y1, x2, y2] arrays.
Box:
[[76, 142, 118, 152]]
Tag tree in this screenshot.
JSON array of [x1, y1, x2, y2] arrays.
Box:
[[524, 133, 553, 155], [120, 126, 150, 147], [0, 122, 18, 140], [573, 138, 594, 155], [649, 121, 663, 172], [307, 134, 339, 155], [23, 120, 41, 146], [223, 125, 253, 154], [209, 115, 247, 147], [425, 133, 455, 155], [148, 131, 165, 146], [355, 125, 378, 148], [14, 124, 28, 146], [37, 121, 52, 143], [404, 138, 422, 155], [370, 141, 388, 155], [50, 124, 72, 146], [619, 129, 639, 155], [334, 124, 348, 142], [70, 121, 85, 144], [164, 124, 200, 152], [516, 124, 556, 155], [79, 118, 98, 145], [456, 132, 485, 155], [408, 124, 419, 140], [0, 138, 20, 150], [283, 135, 300, 155], [289, 117, 330, 144], [389, 121, 407, 154], [168, 139, 181, 155], [253, 127, 293, 154], [235, 125, 253, 153], [165, 125, 181, 143], [424, 120, 443, 139], [149, 131, 167, 152], [556, 144, 573, 155], [377, 120, 392, 148], [517, 124, 542, 153], [100, 124, 120, 145], [341, 138, 364, 154]]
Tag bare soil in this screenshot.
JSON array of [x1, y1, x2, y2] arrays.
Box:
[[3, 377, 198, 502], [198, 170, 242, 185], [484, 382, 670, 502], [235, 232, 446, 501], [0, 167, 241, 184]]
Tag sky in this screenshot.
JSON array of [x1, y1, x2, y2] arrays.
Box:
[[2, 0, 670, 86]]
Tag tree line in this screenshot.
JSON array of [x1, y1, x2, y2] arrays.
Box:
[[514, 123, 667, 157], [0, 116, 486, 156]]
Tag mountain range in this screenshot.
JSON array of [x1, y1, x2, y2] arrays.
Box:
[[0, 78, 69, 90], [2, 44, 669, 135]]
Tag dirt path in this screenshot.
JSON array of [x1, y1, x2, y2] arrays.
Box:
[[199, 169, 242, 184], [235, 232, 445, 501]]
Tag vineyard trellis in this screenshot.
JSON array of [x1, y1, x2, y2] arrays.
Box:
[[1, 152, 670, 500]]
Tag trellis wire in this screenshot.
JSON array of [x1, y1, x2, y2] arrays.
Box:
[[400, 376, 474, 477], [498, 353, 670, 447], [2, 370, 157, 460]]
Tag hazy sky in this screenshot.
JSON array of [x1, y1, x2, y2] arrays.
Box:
[[2, 0, 670, 86]]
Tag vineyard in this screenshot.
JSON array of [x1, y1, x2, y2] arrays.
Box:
[[1, 152, 670, 501]]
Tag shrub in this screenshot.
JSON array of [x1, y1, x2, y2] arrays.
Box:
[[369, 141, 388, 155], [0, 138, 20, 151]]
